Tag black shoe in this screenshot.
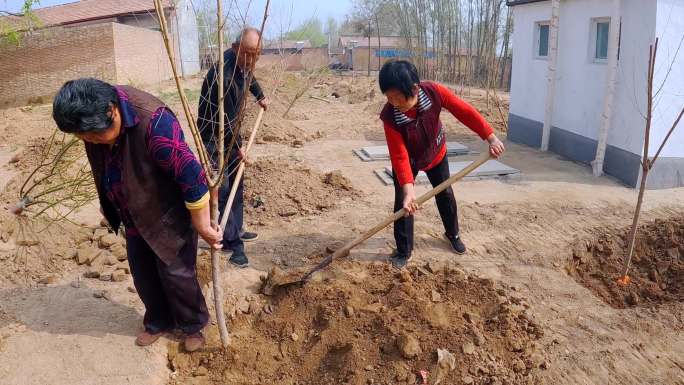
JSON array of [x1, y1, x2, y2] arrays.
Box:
[[240, 231, 259, 242], [390, 251, 411, 269], [445, 233, 466, 254], [229, 251, 249, 268]]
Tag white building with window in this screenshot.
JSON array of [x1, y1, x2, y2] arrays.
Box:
[[507, 0, 684, 188]]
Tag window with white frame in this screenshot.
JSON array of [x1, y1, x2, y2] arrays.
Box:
[[534, 21, 550, 59], [591, 18, 611, 62]]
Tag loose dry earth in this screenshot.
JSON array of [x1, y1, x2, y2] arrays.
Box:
[[170, 261, 546, 385], [243, 158, 359, 226], [569, 217, 684, 308], [0, 71, 682, 385]]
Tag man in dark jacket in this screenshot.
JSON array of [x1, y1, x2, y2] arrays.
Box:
[[197, 27, 269, 268]]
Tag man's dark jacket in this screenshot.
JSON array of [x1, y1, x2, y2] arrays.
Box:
[[197, 48, 264, 163]]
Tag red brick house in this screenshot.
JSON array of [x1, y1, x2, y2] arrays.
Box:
[[0, 0, 199, 107]]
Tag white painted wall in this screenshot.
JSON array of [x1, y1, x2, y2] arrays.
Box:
[[174, 0, 201, 77], [509, 0, 659, 156], [651, 0, 684, 158], [609, 0, 656, 155], [509, 2, 551, 123], [117, 7, 200, 77], [551, 0, 612, 141]]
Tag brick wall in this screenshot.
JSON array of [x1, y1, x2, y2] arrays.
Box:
[[257, 48, 329, 71], [0, 22, 179, 108], [0, 23, 117, 107], [350, 48, 412, 72], [112, 23, 174, 88]]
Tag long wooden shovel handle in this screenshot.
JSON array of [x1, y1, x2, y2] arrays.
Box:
[[301, 151, 493, 281], [219, 107, 264, 230]]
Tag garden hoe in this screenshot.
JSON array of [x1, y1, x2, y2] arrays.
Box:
[[261, 151, 494, 295]]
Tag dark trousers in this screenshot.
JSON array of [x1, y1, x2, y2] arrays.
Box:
[[126, 234, 209, 334], [217, 158, 244, 254], [393, 155, 460, 256]]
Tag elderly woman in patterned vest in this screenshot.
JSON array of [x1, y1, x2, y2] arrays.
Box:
[[52, 78, 222, 352], [379, 60, 506, 268]]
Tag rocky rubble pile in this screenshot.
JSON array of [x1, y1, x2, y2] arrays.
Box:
[[74, 228, 131, 283]]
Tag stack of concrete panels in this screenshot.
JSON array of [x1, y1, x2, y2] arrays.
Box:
[[353, 142, 473, 161], [373, 159, 521, 185]]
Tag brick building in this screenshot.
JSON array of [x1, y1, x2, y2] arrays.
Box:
[[0, 0, 199, 107], [257, 39, 329, 71], [262, 39, 313, 55], [337, 35, 419, 71]]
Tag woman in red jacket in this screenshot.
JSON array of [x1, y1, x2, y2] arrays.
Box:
[[379, 60, 505, 268]]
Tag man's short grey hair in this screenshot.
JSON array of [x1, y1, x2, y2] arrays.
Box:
[[233, 27, 261, 45]]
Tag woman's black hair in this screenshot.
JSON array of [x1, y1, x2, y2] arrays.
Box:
[[378, 60, 420, 98], [52, 78, 119, 133]]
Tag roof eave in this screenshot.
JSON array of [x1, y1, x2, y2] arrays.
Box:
[[507, 0, 549, 6], [37, 6, 174, 30]]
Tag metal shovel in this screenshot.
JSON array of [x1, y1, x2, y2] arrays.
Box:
[[262, 151, 493, 295]]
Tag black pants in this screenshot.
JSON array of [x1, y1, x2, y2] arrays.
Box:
[[217, 155, 244, 254], [392, 155, 460, 256], [126, 234, 209, 334]]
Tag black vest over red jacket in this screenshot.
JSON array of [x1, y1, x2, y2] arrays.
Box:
[[380, 81, 445, 170]]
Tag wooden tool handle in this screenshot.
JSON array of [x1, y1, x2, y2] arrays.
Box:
[[219, 107, 264, 230], [244, 107, 265, 154], [302, 151, 493, 280]]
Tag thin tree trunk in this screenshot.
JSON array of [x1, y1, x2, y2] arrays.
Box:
[[541, 0, 560, 151], [368, 19, 372, 77], [621, 41, 656, 282], [499, 8, 512, 88], [376, 14, 381, 71], [211, 0, 230, 349], [593, 0, 622, 176]]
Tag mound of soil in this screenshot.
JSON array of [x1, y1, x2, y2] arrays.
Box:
[[169, 261, 547, 385], [243, 159, 359, 225], [307, 76, 378, 105], [335, 79, 377, 105], [568, 217, 684, 308], [241, 100, 317, 147]]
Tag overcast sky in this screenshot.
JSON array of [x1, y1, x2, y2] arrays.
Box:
[[2, 0, 353, 37]]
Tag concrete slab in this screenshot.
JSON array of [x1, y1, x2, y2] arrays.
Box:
[[355, 142, 473, 161], [353, 149, 372, 161], [375, 160, 521, 186], [374, 168, 395, 185]]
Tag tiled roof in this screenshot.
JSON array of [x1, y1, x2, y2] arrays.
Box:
[[263, 39, 313, 50], [506, 0, 548, 6], [1, 0, 172, 29]]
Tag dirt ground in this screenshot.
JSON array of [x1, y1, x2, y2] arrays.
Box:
[[242, 158, 359, 226], [172, 261, 546, 385], [0, 71, 683, 385], [569, 217, 684, 309]]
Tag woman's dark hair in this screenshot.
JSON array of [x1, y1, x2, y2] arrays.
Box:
[[378, 60, 420, 98], [52, 78, 119, 133]]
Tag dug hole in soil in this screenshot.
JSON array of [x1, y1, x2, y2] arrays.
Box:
[[568, 217, 684, 308], [169, 261, 548, 385]]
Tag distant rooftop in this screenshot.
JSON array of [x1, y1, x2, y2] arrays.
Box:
[[506, 0, 548, 6], [263, 39, 313, 50], [339, 35, 409, 48], [0, 0, 173, 30]]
